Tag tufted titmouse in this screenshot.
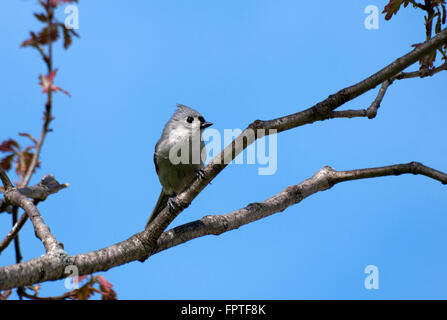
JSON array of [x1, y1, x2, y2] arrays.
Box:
[[145, 104, 212, 228]]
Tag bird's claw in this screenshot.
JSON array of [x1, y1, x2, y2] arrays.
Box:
[[196, 168, 206, 180], [167, 197, 176, 212]]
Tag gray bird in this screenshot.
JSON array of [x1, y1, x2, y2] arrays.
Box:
[[145, 104, 213, 228]]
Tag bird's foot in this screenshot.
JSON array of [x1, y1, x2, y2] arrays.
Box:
[[196, 168, 206, 180], [167, 197, 176, 212], [196, 168, 211, 184]]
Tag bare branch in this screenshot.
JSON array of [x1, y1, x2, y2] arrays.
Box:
[[0, 161, 445, 290], [11, 207, 23, 264], [1, 28, 446, 291], [0, 212, 28, 255], [409, 0, 427, 11], [327, 61, 447, 120], [395, 62, 447, 79], [0, 198, 12, 213], [0, 168, 65, 254], [328, 79, 392, 120], [0, 169, 13, 190], [20, 288, 73, 300], [245, 28, 447, 133], [140, 28, 447, 261], [0, 175, 68, 255], [1, 175, 68, 213], [153, 162, 447, 254], [18, 175, 69, 201]]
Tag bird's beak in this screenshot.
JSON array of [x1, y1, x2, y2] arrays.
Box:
[[201, 121, 213, 129]]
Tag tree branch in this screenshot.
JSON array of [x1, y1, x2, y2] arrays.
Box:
[[22, 3, 55, 187], [0, 175, 68, 255], [328, 79, 392, 120], [18, 175, 69, 201], [0, 211, 28, 255], [11, 207, 22, 263], [395, 61, 447, 79], [245, 28, 447, 133], [19, 287, 73, 300], [326, 61, 447, 120], [0, 199, 12, 213], [0, 161, 445, 290], [139, 27, 447, 261], [152, 162, 447, 254], [0, 28, 446, 291], [0, 168, 65, 254]]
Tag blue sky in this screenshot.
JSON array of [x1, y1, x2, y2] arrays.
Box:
[[1, 0, 447, 299]]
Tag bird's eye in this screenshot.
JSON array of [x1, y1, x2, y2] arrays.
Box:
[[186, 116, 194, 123], [198, 116, 205, 123]]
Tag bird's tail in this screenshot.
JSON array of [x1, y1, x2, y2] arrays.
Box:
[[145, 190, 170, 229]]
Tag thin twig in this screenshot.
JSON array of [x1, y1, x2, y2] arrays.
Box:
[[11, 207, 22, 263], [13, 2, 56, 273], [328, 61, 447, 120], [395, 62, 447, 79], [20, 288, 73, 300], [22, 2, 54, 187], [328, 80, 392, 120], [0, 212, 28, 254]]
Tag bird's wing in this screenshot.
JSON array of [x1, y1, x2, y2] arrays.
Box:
[[154, 152, 159, 175]]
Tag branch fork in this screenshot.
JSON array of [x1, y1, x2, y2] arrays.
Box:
[[1, 27, 447, 292], [0, 169, 67, 254]]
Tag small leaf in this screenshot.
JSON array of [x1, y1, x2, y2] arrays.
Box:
[[39, 69, 72, 97], [57, 23, 79, 49], [95, 275, 117, 300], [383, 0, 407, 20], [62, 25, 72, 49], [0, 139, 19, 153], [18, 132, 38, 145], [33, 13, 48, 23], [21, 32, 39, 48], [37, 25, 59, 45], [75, 284, 95, 300], [0, 154, 15, 172]]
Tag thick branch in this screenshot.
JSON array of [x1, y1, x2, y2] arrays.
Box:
[[139, 27, 447, 260], [0, 198, 12, 213], [0, 162, 445, 290], [153, 162, 447, 253]]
